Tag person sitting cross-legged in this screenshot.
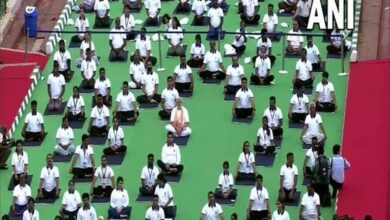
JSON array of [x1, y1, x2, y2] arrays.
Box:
[[159, 76, 180, 120], [90, 155, 115, 198], [279, 152, 298, 203], [137, 60, 162, 104], [77, 193, 97, 219], [94, 67, 112, 107], [313, 72, 337, 112], [177, 0, 190, 12], [66, 86, 86, 122], [103, 117, 127, 155], [11, 140, 28, 186], [187, 34, 205, 68], [89, 94, 110, 137], [224, 55, 244, 95], [252, 28, 276, 66], [69, 134, 96, 179], [47, 62, 66, 111], [139, 153, 160, 196], [109, 17, 127, 62], [235, 141, 256, 182], [327, 28, 349, 55], [299, 183, 321, 220], [60, 180, 82, 220], [251, 45, 274, 85], [263, 4, 279, 40], [38, 153, 60, 200], [53, 40, 72, 82], [233, 77, 255, 119], [215, 161, 237, 200], [94, 0, 110, 28], [22, 100, 45, 142], [301, 103, 327, 145], [72, 7, 89, 43], [254, 116, 275, 155], [108, 176, 131, 220], [240, 0, 260, 25], [288, 85, 309, 123], [165, 98, 192, 137], [199, 40, 226, 80], [154, 174, 176, 218], [157, 132, 184, 176], [263, 96, 283, 138], [286, 20, 304, 55], [145, 194, 165, 219], [80, 48, 97, 90], [11, 173, 31, 216], [54, 117, 75, 156], [167, 18, 185, 56], [23, 199, 40, 220], [145, 0, 161, 25], [305, 35, 323, 72], [191, 0, 208, 25], [248, 174, 271, 220], [131, 28, 158, 66], [293, 0, 312, 30], [278, 0, 298, 14], [231, 21, 247, 56], [114, 81, 139, 123], [173, 56, 194, 93], [200, 191, 224, 219], [293, 48, 314, 90]]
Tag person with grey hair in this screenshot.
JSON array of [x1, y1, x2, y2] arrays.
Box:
[[300, 103, 327, 145], [165, 98, 192, 137]]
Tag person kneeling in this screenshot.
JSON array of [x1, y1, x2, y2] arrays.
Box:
[[235, 141, 256, 182], [233, 77, 255, 119], [216, 161, 237, 200], [165, 98, 192, 137], [157, 132, 184, 176], [90, 155, 115, 198], [108, 176, 131, 220], [54, 117, 75, 156], [103, 117, 127, 155], [47, 63, 66, 112], [254, 116, 275, 155]]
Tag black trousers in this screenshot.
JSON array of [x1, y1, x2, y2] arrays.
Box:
[[186, 58, 203, 68], [71, 35, 83, 43], [158, 109, 172, 120], [82, 78, 95, 89], [23, 131, 44, 141], [193, 15, 205, 25], [295, 15, 309, 29], [250, 75, 275, 85], [95, 16, 110, 28], [40, 187, 58, 199], [136, 94, 161, 104], [60, 69, 72, 82], [250, 210, 268, 220], [330, 177, 343, 198], [72, 167, 94, 178], [327, 45, 349, 54], [226, 85, 240, 95], [90, 126, 107, 137], [254, 144, 275, 155], [291, 112, 307, 123], [93, 185, 113, 197], [157, 160, 184, 175], [314, 183, 330, 204], [316, 102, 336, 112], [272, 127, 283, 137], [278, 1, 297, 13], [215, 190, 237, 200], [13, 173, 26, 186], [139, 185, 156, 196], [103, 145, 127, 155], [199, 70, 226, 80], [235, 108, 253, 118], [240, 14, 260, 24], [312, 62, 322, 72], [279, 188, 296, 203], [232, 45, 246, 56], [117, 111, 138, 122], [176, 2, 190, 12], [163, 206, 175, 219], [126, 31, 137, 41], [62, 209, 79, 220], [236, 172, 255, 182], [175, 82, 191, 93], [67, 112, 84, 121], [294, 78, 313, 89]]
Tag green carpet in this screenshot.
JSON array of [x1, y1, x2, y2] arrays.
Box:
[[0, 0, 350, 219]]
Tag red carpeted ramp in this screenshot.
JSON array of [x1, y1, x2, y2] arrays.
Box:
[[336, 59, 390, 219], [0, 47, 49, 71]]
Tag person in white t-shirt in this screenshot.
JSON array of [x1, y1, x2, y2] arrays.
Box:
[[132, 28, 158, 65], [301, 103, 327, 144], [174, 56, 194, 93], [90, 155, 115, 198], [121, 4, 136, 40], [251, 45, 275, 85], [12, 140, 28, 186], [271, 200, 290, 220], [154, 174, 176, 218], [108, 176, 131, 219], [159, 76, 180, 120], [103, 117, 127, 155], [313, 72, 337, 112], [235, 141, 256, 182], [191, 0, 208, 25], [140, 153, 160, 196], [288, 85, 309, 123], [157, 132, 184, 175], [167, 19, 185, 56], [129, 52, 146, 89], [176, 0, 190, 12], [254, 116, 275, 155], [263, 96, 284, 138], [38, 154, 60, 199], [231, 21, 247, 55], [224, 55, 244, 95], [145, 0, 161, 25], [53, 40, 72, 82], [263, 4, 279, 40], [187, 34, 205, 68], [114, 81, 139, 123], [327, 28, 348, 54], [207, 0, 224, 39], [199, 40, 226, 80], [21, 100, 45, 142], [72, 7, 90, 43], [109, 17, 127, 61], [293, 48, 313, 89], [80, 48, 97, 89], [241, 0, 260, 25], [54, 117, 75, 156], [94, 68, 112, 107], [305, 35, 323, 71], [22, 198, 39, 220], [69, 134, 96, 178], [47, 63, 66, 111], [66, 86, 86, 121], [286, 20, 303, 55], [252, 28, 277, 65], [233, 77, 255, 119], [200, 191, 224, 220], [60, 180, 82, 219], [215, 161, 237, 200], [293, 0, 311, 29], [137, 60, 162, 104], [89, 95, 110, 136], [77, 32, 99, 67], [248, 174, 271, 219], [279, 152, 298, 203], [94, 0, 110, 28], [278, 0, 298, 14], [299, 184, 321, 220], [145, 194, 165, 219], [166, 98, 192, 137], [77, 193, 97, 220], [11, 174, 31, 216]]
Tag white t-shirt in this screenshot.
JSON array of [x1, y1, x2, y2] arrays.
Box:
[[141, 165, 160, 187], [145, 0, 161, 17], [255, 57, 271, 77], [161, 88, 179, 110], [94, 165, 114, 187], [257, 127, 274, 146], [304, 45, 320, 64], [136, 37, 152, 57], [238, 152, 255, 173], [145, 206, 165, 220], [296, 59, 312, 81], [203, 51, 222, 72], [161, 143, 181, 165], [297, 0, 312, 17], [81, 59, 97, 80], [154, 183, 174, 207], [107, 127, 124, 147], [116, 91, 136, 111], [40, 165, 60, 191], [167, 27, 184, 46], [67, 95, 85, 115], [109, 28, 126, 49], [174, 65, 192, 83], [256, 38, 272, 55], [25, 112, 44, 132], [62, 190, 82, 212], [22, 209, 39, 220], [190, 43, 205, 58], [94, 78, 111, 97], [233, 29, 246, 47], [74, 145, 94, 168], [280, 164, 298, 190], [201, 203, 223, 220], [56, 127, 74, 146], [129, 62, 146, 83], [207, 7, 224, 28], [301, 192, 320, 216], [192, 0, 207, 15], [226, 64, 244, 86], [218, 172, 234, 193], [306, 148, 318, 169], [13, 184, 32, 205], [263, 13, 278, 33], [290, 94, 309, 113], [271, 210, 290, 220], [53, 50, 71, 71], [47, 73, 65, 99], [110, 188, 129, 208], [94, 0, 110, 18], [305, 113, 323, 135], [80, 41, 96, 59], [263, 107, 283, 127], [249, 186, 269, 211], [12, 152, 28, 174], [243, 0, 258, 17], [141, 72, 159, 96], [287, 30, 304, 49], [77, 206, 97, 220], [315, 82, 335, 103], [235, 88, 254, 108], [75, 17, 90, 38], [120, 14, 135, 31], [90, 105, 110, 127]]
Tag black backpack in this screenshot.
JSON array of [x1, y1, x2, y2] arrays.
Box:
[[316, 155, 330, 184]]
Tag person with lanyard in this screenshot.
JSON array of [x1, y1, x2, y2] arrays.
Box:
[[254, 116, 276, 155], [108, 176, 131, 219], [129, 52, 146, 89], [77, 32, 99, 67], [263, 96, 284, 139], [131, 28, 158, 66], [109, 17, 127, 62], [301, 103, 327, 145], [231, 21, 247, 56], [240, 0, 260, 25], [137, 60, 162, 104], [157, 132, 184, 176], [120, 4, 136, 40], [224, 55, 244, 96], [114, 81, 139, 123], [22, 198, 39, 220], [199, 40, 226, 81], [187, 34, 205, 68], [47, 62, 66, 112], [77, 193, 98, 220], [279, 152, 298, 203], [94, 0, 110, 28], [11, 140, 28, 186], [154, 173, 175, 219], [233, 77, 255, 119], [21, 100, 45, 142], [60, 180, 82, 220], [66, 86, 86, 122], [89, 94, 110, 137], [139, 153, 160, 196], [72, 6, 89, 43], [90, 155, 115, 198], [165, 98, 192, 137], [54, 117, 75, 156], [288, 85, 309, 124], [216, 161, 237, 200], [69, 134, 96, 179], [247, 174, 271, 220], [271, 199, 290, 220], [145, 194, 165, 220], [304, 35, 323, 72], [313, 71, 337, 112], [200, 191, 225, 220], [251, 45, 275, 85], [173, 56, 194, 94], [11, 174, 31, 216], [80, 48, 97, 90], [103, 117, 127, 155], [38, 153, 60, 200], [293, 48, 314, 90], [159, 76, 180, 120], [262, 4, 279, 40], [235, 141, 257, 182], [299, 184, 321, 220], [253, 28, 276, 66], [53, 40, 72, 82]]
